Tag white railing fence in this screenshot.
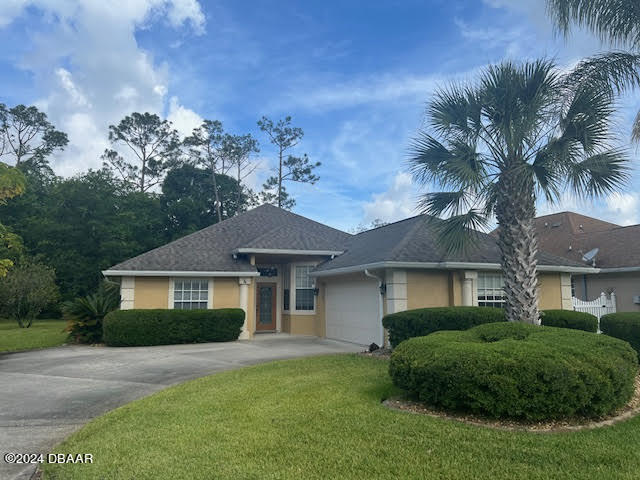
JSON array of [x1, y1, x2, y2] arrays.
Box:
[[572, 292, 616, 332]]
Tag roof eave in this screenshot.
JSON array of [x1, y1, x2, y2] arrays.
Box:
[[596, 266, 640, 273], [233, 248, 343, 256], [102, 270, 260, 277], [311, 261, 598, 277]]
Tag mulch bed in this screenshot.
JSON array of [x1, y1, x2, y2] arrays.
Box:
[[383, 375, 640, 433]]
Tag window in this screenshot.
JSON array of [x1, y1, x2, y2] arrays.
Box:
[[283, 266, 290, 311], [174, 279, 208, 309], [477, 273, 505, 308], [295, 265, 314, 311]]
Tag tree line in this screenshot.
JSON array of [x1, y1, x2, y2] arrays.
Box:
[[0, 104, 320, 304]]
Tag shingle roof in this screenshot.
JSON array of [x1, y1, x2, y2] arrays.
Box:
[[107, 204, 352, 272], [315, 214, 587, 273], [108, 205, 590, 275], [533, 212, 640, 269]]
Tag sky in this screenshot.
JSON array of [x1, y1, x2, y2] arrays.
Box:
[[1, 0, 639, 231]]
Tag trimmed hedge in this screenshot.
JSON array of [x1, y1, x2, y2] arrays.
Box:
[[540, 309, 598, 333], [103, 309, 245, 347], [382, 307, 505, 348], [389, 322, 638, 420], [601, 312, 640, 358]]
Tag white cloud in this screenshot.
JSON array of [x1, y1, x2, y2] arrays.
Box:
[[55, 68, 91, 108], [605, 192, 640, 226], [282, 73, 442, 112], [0, 0, 205, 174], [166, 0, 205, 34], [362, 172, 417, 224], [167, 96, 203, 138]]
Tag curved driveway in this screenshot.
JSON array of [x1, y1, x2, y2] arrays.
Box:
[[0, 335, 360, 480]]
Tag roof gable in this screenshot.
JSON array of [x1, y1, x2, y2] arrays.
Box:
[[108, 204, 351, 273]]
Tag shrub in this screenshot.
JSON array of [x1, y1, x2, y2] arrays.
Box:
[[103, 308, 245, 347], [382, 307, 505, 348], [63, 281, 120, 344], [540, 309, 598, 333], [389, 322, 638, 420], [0, 262, 59, 328], [601, 312, 640, 358]]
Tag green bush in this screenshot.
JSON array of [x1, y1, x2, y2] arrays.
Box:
[[103, 308, 245, 347], [540, 309, 598, 333], [63, 281, 120, 344], [601, 312, 640, 358], [382, 307, 505, 348], [389, 322, 638, 420]]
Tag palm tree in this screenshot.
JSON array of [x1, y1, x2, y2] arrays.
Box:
[[410, 59, 629, 324], [547, 0, 640, 140]]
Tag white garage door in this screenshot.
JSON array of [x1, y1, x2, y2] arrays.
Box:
[[325, 277, 381, 346]]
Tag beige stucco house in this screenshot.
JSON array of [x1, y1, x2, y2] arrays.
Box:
[[103, 204, 594, 346]]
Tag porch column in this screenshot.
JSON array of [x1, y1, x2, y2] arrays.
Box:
[[238, 277, 251, 340], [560, 273, 572, 310], [461, 271, 477, 307]]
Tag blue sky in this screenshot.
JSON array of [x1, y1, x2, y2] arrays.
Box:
[[1, 0, 639, 231]]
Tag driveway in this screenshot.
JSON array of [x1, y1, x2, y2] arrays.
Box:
[[0, 335, 361, 480]]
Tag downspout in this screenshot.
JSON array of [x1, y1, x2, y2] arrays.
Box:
[[364, 269, 385, 347]]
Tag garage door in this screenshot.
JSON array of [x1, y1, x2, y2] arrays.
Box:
[[325, 277, 381, 345]]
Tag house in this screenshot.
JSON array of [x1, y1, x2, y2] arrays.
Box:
[[103, 204, 595, 346], [534, 211, 640, 312]]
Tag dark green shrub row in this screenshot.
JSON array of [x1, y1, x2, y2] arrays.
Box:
[[103, 308, 245, 347], [382, 307, 506, 348], [389, 322, 638, 420], [540, 309, 598, 333], [601, 312, 640, 358]]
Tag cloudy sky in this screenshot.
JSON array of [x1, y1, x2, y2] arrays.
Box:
[[1, 0, 639, 230]]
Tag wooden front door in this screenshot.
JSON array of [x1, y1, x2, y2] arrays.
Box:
[[256, 283, 277, 331]]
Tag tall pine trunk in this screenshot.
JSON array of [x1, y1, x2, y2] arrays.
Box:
[[211, 163, 222, 222], [494, 169, 540, 324]]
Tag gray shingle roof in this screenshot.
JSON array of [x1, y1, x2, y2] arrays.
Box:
[[107, 204, 352, 272], [108, 205, 587, 275], [315, 215, 587, 272]]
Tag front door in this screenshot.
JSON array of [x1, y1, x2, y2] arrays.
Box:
[[256, 283, 277, 331]]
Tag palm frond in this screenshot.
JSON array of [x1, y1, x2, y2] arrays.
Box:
[[428, 84, 482, 141], [633, 110, 640, 143], [560, 82, 615, 154], [418, 191, 470, 218], [567, 149, 630, 197], [547, 0, 640, 48], [409, 133, 452, 184], [433, 210, 490, 255], [564, 52, 640, 97]]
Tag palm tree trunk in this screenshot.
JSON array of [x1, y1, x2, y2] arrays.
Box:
[[494, 170, 540, 325]]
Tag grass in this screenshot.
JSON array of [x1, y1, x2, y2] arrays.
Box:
[[44, 354, 640, 480], [0, 318, 67, 353]]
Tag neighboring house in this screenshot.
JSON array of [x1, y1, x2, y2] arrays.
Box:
[[104, 204, 594, 346], [534, 212, 640, 312]]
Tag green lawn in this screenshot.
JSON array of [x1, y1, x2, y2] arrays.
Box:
[[44, 355, 640, 480], [0, 319, 68, 353]]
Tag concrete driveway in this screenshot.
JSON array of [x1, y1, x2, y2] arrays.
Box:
[[0, 335, 360, 480]]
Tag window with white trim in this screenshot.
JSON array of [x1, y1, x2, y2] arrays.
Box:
[[477, 273, 505, 308], [174, 279, 208, 309], [295, 265, 314, 311]]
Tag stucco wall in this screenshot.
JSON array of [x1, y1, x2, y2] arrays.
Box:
[[407, 270, 453, 309], [212, 277, 240, 308], [574, 272, 640, 312], [287, 314, 318, 335], [538, 272, 563, 310], [133, 277, 169, 309]]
